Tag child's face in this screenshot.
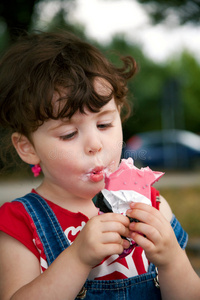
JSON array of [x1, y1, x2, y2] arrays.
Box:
[[31, 98, 123, 200]]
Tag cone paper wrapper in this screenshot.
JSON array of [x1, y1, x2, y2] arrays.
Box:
[[101, 189, 152, 215]]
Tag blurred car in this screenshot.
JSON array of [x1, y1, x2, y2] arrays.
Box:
[[123, 130, 200, 170]]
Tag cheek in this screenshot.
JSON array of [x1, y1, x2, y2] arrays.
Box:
[[41, 156, 78, 182], [109, 127, 123, 154], [37, 138, 78, 164], [46, 147, 77, 162]]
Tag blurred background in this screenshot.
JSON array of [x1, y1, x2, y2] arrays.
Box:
[[0, 0, 200, 274]]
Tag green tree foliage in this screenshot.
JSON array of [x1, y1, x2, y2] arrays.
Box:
[[0, 0, 81, 52], [0, 0, 200, 142], [99, 35, 200, 141], [137, 0, 200, 25], [99, 35, 169, 140], [0, 0, 38, 47], [167, 52, 200, 133]]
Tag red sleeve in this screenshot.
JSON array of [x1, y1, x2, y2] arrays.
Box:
[[0, 201, 40, 260], [150, 186, 160, 210]]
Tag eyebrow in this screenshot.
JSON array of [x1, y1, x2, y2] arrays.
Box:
[[48, 109, 117, 132], [48, 120, 71, 132], [96, 109, 117, 117]]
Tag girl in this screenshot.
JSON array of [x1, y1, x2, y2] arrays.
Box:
[[0, 31, 199, 300]]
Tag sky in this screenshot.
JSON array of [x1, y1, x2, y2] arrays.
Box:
[[69, 0, 200, 63]]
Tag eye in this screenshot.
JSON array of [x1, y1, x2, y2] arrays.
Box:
[[60, 131, 77, 140], [97, 123, 113, 129]]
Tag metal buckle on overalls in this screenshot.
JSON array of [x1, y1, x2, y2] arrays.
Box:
[[156, 196, 161, 203], [154, 267, 160, 289], [77, 286, 87, 299]]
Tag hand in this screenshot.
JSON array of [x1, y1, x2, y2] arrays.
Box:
[[71, 213, 130, 268], [126, 203, 181, 268]]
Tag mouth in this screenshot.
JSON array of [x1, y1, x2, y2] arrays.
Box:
[[89, 166, 105, 183], [80, 162, 115, 183]]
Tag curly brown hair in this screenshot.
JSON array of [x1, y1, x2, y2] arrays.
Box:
[[0, 30, 137, 140]]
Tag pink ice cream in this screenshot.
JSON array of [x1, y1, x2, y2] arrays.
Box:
[[104, 157, 164, 200], [101, 157, 164, 257]]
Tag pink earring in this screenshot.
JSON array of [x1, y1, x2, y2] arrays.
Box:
[[31, 164, 42, 177]]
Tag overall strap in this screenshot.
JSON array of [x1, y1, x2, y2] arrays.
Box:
[[13, 193, 70, 266], [151, 187, 160, 210]]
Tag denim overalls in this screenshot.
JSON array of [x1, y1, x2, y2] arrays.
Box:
[[14, 193, 188, 300]]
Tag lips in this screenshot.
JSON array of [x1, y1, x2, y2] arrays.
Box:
[[80, 163, 114, 183], [89, 166, 105, 183]]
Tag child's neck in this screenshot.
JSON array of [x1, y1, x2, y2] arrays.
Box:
[[35, 184, 99, 219]]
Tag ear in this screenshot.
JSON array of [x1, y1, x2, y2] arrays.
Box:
[[11, 133, 40, 165]]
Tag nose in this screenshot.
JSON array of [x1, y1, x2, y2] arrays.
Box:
[[85, 133, 102, 155]]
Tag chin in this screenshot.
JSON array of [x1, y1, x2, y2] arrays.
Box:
[[88, 181, 105, 198]]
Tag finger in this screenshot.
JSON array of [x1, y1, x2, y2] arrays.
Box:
[[101, 243, 125, 257], [101, 232, 123, 244], [130, 231, 155, 252], [127, 205, 164, 232], [99, 212, 130, 227], [101, 220, 130, 238], [127, 203, 163, 222], [122, 239, 132, 249], [100, 232, 131, 250], [129, 221, 161, 245], [104, 239, 130, 255]]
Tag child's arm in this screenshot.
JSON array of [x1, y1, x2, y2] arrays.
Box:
[[0, 213, 130, 300], [126, 198, 200, 300]]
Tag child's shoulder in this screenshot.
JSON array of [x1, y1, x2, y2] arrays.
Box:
[[159, 195, 173, 222], [150, 186, 173, 221], [0, 200, 27, 217], [0, 200, 33, 233], [0, 199, 41, 258]]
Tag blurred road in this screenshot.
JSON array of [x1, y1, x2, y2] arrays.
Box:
[[154, 171, 200, 189], [0, 177, 42, 205]]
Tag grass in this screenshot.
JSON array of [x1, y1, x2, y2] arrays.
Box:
[[159, 186, 200, 237], [158, 186, 200, 274]]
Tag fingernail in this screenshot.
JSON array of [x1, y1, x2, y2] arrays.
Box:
[[126, 209, 132, 215]]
